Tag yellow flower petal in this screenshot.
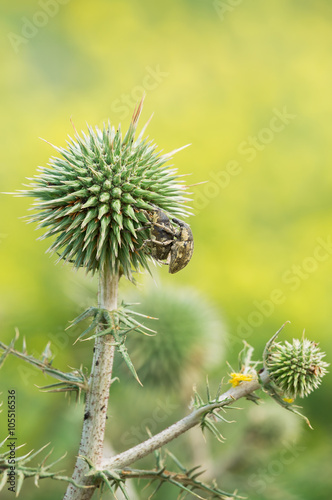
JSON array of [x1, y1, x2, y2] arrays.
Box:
[[228, 372, 254, 387], [283, 397, 294, 404]]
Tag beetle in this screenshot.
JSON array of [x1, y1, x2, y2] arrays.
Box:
[[168, 216, 194, 274], [143, 207, 194, 274]]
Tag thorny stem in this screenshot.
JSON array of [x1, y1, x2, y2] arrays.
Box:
[[64, 265, 119, 500], [101, 370, 269, 471]]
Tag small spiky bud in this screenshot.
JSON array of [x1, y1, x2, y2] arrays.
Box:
[[16, 100, 191, 279], [265, 337, 328, 399]]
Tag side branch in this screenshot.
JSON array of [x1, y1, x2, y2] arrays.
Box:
[[101, 371, 269, 470], [0, 334, 87, 393]]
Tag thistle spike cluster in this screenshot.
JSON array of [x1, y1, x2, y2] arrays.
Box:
[[264, 337, 328, 399], [17, 99, 191, 279]]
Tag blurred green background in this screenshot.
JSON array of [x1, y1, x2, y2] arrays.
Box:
[[1, 0, 332, 498]]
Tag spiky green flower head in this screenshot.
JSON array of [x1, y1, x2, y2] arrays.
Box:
[[17, 99, 191, 279], [264, 336, 329, 399]]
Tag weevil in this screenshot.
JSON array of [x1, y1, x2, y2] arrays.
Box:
[[143, 208, 194, 274]]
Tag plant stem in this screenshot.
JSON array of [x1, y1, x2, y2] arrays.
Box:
[[64, 265, 119, 500], [101, 370, 269, 470]]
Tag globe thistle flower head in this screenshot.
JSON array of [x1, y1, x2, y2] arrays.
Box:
[[123, 286, 225, 389], [18, 100, 191, 279], [264, 335, 329, 399]]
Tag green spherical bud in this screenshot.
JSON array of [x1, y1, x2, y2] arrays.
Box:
[[265, 337, 329, 398], [17, 100, 191, 279], [123, 286, 225, 389]]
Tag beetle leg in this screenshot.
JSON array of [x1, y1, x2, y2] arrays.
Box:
[[136, 224, 151, 232], [138, 238, 173, 251], [136, 221, 175, 235], [146, 238, 173, 247], [171, 217, 190, 229], [151, 221, 175, 236]]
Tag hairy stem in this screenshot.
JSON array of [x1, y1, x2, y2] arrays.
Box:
[[101, 370, 269, 470], [64, 266, 118, 500]]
